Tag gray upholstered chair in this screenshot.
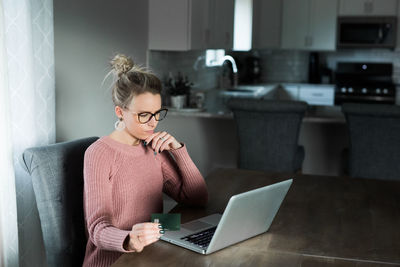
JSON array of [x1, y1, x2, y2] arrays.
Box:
[[22, 137, 99, 267], [227, 99, 307, 173], [342, 103, 400, 181]]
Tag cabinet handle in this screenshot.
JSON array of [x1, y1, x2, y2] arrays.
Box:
[[205, 29, 210, 45], [225, 32, 230, 45], [312, 93, 323, 97]]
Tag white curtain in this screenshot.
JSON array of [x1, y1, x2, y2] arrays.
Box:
[[0, 0, 55, 266]]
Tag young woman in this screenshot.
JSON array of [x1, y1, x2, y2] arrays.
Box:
[[83, 54, 208, 267]]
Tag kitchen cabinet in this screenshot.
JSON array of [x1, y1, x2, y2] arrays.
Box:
[[281, 0, 338, 51], [298, 84, 334, 106], [397, 3, 400, 51], [208, 0, 234, 49], [148, 0, 234, 51], [252, 0, 281, 49], [279, 84, 334, 106], [339, 0, 398, 16]]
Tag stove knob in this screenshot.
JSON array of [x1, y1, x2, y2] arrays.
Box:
[[383, 88, 388, 94], [376, 88, 381, 94], [341, 87, 347, 93], [348, 87, 354, 93]]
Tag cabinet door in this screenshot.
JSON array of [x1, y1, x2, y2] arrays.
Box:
[[298, 85, 334, 106], [309, 0, 337, 51], [281, 0, 310, 49], [149, 0, 190, 50], [370, 0, 398, 15], [397, 2, 400, 51], [149, 0, 208, 51], [208, 0, 234, 49], [252, 0, 281, 49], [339, 0, 397, 16], [189, 0, 209, 50]]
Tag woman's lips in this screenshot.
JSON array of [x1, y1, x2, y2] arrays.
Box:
[[145, 130, 154, 134]]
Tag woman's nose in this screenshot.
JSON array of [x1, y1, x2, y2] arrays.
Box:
[[147, 116, 157, 126]]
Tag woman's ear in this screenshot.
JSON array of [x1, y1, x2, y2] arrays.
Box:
[[115, 106, 123, 118]]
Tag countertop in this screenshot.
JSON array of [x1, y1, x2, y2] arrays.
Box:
[[167, 86, 346, 123]]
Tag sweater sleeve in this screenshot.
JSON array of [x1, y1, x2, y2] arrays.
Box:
[[83, 144, 131, 253], [160, 144, 208, 207]]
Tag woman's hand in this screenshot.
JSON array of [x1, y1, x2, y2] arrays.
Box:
[[145, 131, 182, 153], [125, 222, 163, 252]]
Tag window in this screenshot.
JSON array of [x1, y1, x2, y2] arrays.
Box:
[[234, 0, 253, 51], [205, 49, 226, 67]]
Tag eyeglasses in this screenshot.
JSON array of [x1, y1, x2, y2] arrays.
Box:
[[128, 108, 168, 124]]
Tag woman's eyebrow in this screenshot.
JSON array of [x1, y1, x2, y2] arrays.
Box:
[[137, 108, 162, 113]]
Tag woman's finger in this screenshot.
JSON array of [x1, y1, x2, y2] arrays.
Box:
[[139, 233, 163, 243], [152, 132, 167, 150], [159, 136, 174, 152], [137, 228, 163, 238], [155, 133, 171, 152], [132, 222, 160, 232], [144, 132, 160, 146]]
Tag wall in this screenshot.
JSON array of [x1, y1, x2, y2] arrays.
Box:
[[54, 0, 149, 142]]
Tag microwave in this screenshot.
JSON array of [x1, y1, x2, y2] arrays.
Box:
[[337, 17, 397, 49]]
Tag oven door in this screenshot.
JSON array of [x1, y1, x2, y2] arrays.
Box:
[[334, 84, 396, 105]]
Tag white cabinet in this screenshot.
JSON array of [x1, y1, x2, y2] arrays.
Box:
[[149, 0, 206, 50], [280, 84, 334, 106], [298, 84, 334, 106], [148, 0, 234, 51], [281, 0, 338, 51], [397, 3, 400, 51], [252, 0, 281, 49], [339, 0, 398, 16], [208, 0, 234, 49]]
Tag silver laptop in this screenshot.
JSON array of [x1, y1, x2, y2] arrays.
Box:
[[161, 179, 293, 254]]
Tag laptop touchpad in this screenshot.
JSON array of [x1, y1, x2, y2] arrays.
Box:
[[182, 220, 213, 231]]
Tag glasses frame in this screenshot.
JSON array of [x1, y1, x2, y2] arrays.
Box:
[[127, 108, 168, 124]]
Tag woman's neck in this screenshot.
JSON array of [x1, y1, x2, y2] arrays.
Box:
[[109, 130, 141, 146]]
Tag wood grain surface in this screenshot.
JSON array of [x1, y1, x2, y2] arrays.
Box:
[[112, 168, 400, 267]]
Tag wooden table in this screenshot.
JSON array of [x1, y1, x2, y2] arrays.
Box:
[[112, 168, 400, 267]]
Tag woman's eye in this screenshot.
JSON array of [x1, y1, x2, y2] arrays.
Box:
[[139, 113, 149, 118]]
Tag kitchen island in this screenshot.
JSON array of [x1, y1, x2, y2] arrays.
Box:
[[158, 87, 348, 178]]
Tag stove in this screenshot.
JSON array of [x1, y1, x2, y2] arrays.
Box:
[[334, 62, 396, 105]]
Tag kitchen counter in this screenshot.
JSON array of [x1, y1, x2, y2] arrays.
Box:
[[168, 108, 346, 123], [167, 87, 345, 123]]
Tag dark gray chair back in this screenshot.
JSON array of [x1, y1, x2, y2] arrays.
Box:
[[228, 99, 307, 173], [22, 137, 99, 267], [342, 103, 400, 180]]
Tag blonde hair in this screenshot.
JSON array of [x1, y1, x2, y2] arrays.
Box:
[[109, 54, 162, 108]]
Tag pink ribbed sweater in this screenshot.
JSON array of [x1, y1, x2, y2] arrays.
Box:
[[82, 136, 208, 267]]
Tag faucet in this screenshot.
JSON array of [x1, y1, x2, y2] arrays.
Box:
[[221, 55, 238, 88]]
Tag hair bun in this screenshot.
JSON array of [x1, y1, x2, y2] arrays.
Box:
[[111, 54, 134, 76]]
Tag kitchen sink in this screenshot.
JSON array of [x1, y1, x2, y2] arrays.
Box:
[[226, 88, 255, 92], [220, 85, 277, 98]]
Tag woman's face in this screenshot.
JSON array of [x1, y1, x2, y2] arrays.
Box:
[[120, 92, 162, 141]]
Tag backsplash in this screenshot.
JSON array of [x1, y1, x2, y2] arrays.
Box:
[[148, 48, 400, 91], [148, 50, 220, 90]]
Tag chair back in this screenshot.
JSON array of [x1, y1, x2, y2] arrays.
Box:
[[22, 137, 99, 267], [342, 103, 400, 180], [228, 99, 307, 172]]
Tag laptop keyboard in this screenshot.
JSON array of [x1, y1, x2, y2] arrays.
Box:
[[180, 226, 217, 248]]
